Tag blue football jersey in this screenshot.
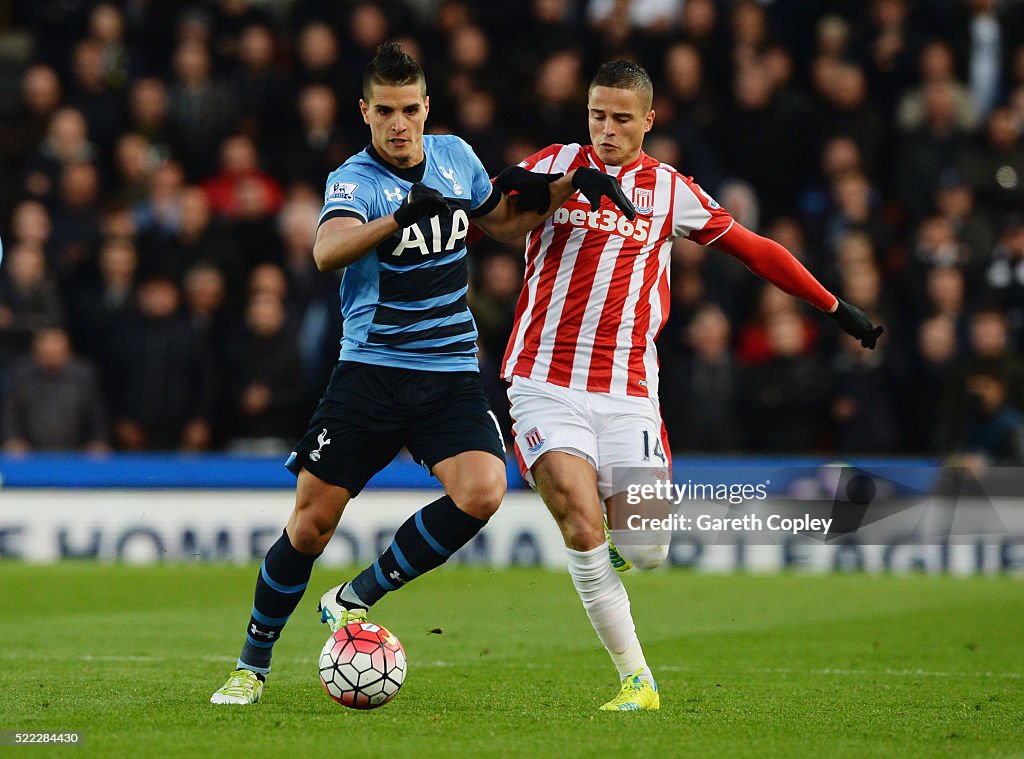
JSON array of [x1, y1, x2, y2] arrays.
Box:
[[318, 135, 498, 372]]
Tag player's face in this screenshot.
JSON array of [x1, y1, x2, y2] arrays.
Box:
[[360, 83, 429, 168], [587, 85, 654, 166]]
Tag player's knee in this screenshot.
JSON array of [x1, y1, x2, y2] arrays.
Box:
[[288, 521, 332, 554], [542, 486, 605, 550], [543, 489, 605, 550], [288, 505, 340, 555], [448, 467, 506, 521], [616, 540, 670, 570], [562, 515, 605, 552]]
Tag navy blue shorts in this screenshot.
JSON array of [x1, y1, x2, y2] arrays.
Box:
[[286, 361, 505, 496]]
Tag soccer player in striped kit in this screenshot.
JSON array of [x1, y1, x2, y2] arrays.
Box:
[[493, 61, 883, 710]]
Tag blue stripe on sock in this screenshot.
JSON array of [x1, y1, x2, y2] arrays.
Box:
[[260, 561, 308, 594], [251, 607, 290, 626], [245, 634, 275, 649], [373, 561, 397, 591], [390, 541, 420, 579], [237, 659, 271, 675], [414, 510, 451, 558]]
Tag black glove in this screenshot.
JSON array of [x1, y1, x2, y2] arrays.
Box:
[[571, 167, 636, 220], [831, 298, 884, 349], [393, 183, 451, 228], [494, 166, 564, 214]]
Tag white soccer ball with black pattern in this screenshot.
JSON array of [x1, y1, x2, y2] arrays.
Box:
[[319, 621, 406, 709]]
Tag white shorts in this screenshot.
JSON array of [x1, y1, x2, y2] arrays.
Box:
[[507, 375, 671, 500]]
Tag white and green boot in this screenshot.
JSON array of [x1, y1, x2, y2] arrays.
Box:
[[210, 668, 263, 705], [317, 583, 368, 632]]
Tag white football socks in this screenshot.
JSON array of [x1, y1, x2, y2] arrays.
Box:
[[565, 542, 652, 684]]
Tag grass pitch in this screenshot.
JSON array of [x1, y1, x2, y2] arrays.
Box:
[[1, 563, 1022, 758]]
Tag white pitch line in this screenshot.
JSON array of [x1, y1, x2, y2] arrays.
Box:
[[3, 653, 1021, 681], [662, 665, 1024, 680], [424, 662, 1024, 680], [0, 653, 162, 663]]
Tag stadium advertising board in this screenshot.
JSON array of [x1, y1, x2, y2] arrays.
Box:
[[1, 485, 1021, 574]]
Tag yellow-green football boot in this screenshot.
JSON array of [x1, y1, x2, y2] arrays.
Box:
[[599, 668, 660, 711], [210, 668, 264, 705]]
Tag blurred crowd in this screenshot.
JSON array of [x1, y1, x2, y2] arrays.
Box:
[[2, 0, 1024, 461]]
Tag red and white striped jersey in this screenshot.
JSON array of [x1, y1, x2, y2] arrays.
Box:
[[501, 143, 734, 398]]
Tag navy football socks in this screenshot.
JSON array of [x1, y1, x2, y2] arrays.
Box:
[[237, 530, 318, 675], [348, 495, 487, 607], [238, 498, 487, 674]]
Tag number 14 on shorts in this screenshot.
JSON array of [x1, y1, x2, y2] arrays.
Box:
[[640, 430, 666, 464]]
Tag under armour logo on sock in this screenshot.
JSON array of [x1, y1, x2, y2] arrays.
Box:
[[389, 570, 406, 585], [250, 624, 276, 640]]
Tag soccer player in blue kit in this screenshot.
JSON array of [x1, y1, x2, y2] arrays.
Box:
[[212, 42, 630, 704]]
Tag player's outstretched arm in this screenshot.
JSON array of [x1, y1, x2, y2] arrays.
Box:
[[473, 169, 576, 242], [710, 222, 884, 349], [493, 166, 565, 214], [313, 183, 451, 272], [474, 167, 635, 242]]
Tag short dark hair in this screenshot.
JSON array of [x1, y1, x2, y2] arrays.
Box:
[[362, 42, 425, 100], [589, 60, 653, 111]]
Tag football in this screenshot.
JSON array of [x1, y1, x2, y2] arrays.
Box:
[[318, 621, 407, 709]]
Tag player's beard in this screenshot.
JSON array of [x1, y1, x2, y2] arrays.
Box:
[[383, 137, 421, 167]]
